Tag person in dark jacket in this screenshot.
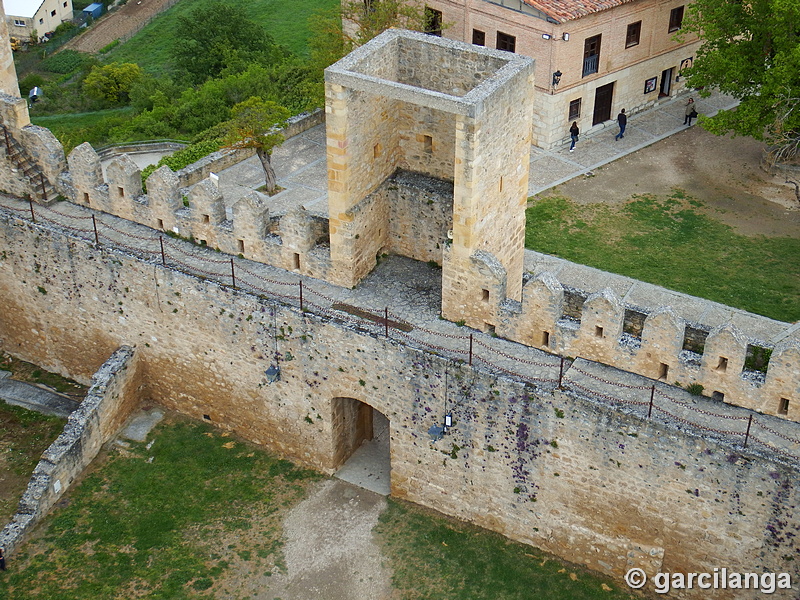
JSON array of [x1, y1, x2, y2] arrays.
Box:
[[569, 121, 579, 152], [615, 109, 627, 140]]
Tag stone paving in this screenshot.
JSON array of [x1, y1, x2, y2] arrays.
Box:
[[0, 370, 79, 417], [213, 88, 738, 215], [527, 90, 739, 195]]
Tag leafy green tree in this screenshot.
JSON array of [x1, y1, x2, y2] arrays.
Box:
[[170, 3, 284, 84], [308, 0, 430, 72], [680, 0, 800, 162], [223, 97, 290, 195], [83, 62, 144, 105], [306, 0, 432, 106]]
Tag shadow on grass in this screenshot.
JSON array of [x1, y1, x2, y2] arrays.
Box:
[[375, 498, 638, 600]]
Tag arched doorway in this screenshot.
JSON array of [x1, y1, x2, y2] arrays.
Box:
[[332, 397, 390, 495]]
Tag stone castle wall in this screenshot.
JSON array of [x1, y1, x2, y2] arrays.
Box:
[[0, 211, 798, 598], [497, 273, 800, 420]]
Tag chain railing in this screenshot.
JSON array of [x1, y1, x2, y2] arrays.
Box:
[[2, 197, 799, 463]]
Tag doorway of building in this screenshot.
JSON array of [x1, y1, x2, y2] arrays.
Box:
[[592, 82, 615, 125], [659, 67, 674, 97], [332, 397, 390, 495]]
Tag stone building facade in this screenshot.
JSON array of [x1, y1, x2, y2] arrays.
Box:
[[416, 0, 702, 147], [3, 0, 74, 42]]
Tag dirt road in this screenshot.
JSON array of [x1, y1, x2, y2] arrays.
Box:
[[553, 126, 800, 237], [64, 0, 178, 53]]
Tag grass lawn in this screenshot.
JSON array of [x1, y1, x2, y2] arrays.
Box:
[[375, 499, 637, 600], [0, 351, 82, 523], [107, 0, 340, 73], [525, 192, 800, 323], [1, 415, 320, 600], [0, 401, 66, 524]]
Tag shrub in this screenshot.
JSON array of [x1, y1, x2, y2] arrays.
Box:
[[685, 383, 704, 396], [19, 73, 45, 96], [141, 140, 221, 187], [98, 39, 120, 54]]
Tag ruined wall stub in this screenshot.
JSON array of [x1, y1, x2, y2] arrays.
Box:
[[324, 29, 535, 314]]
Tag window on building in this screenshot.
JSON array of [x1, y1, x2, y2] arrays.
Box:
[[39, 18, 44, 24], [582, 34, 601, 77], [472, 29, 485, 46], [13, 19, 26, 26], [51, 9, 57, 16], [568, 98, 582, 120], [63, 1, 68, 6], [669, 6, 684, 32], [424, 7, 443, 36], [496, 31, 516, 53], [626, 21, 641, 48]]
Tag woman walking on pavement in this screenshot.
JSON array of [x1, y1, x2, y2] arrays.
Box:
[[569, 121, 579, 152], [684, 97, 697, 126]]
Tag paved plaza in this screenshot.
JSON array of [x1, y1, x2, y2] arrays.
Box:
[[214, 89, 738, 215]]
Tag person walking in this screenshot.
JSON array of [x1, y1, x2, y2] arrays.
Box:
[[569, 121, 579, 152], [614, 109, 627, 140], [683, 97, 697, 126]]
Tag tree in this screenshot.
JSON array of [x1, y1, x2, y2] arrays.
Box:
[[680, 0, 800, 162], [223, 97, 290, 195], [83, 63, 144, 105], [309, 0, 430, 73], [170, 3, 283, 84]]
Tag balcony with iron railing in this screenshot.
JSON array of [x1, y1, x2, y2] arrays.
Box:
[[582, 54, 599, 77]]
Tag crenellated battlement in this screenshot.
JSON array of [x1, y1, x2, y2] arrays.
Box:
[[0, 31, 797, 427]]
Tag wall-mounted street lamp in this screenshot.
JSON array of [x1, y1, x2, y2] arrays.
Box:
[[552, 70, 563, 88], [428, 424, 444, 441]]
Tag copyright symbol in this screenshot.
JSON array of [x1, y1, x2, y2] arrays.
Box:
[[625, 568, 647, 589]]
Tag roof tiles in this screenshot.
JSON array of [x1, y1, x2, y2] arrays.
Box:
[[522, 0, 638, 23]]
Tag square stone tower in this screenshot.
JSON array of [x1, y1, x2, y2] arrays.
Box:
[[325, 29, 534, 328]]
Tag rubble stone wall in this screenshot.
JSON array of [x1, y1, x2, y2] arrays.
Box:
[[0, 346, 141, 555]]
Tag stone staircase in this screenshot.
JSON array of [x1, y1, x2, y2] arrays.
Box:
[[1, 124, 56, 204]]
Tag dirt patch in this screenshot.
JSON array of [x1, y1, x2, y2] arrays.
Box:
[[550, 127, 800, 237], [64, 0, 178, 54], [245, 479, 397, 600]]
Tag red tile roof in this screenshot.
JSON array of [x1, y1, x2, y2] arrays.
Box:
[[523, 0, 638, 23]]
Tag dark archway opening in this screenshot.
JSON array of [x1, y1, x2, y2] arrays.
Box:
[[332, 397, 390, 495]]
